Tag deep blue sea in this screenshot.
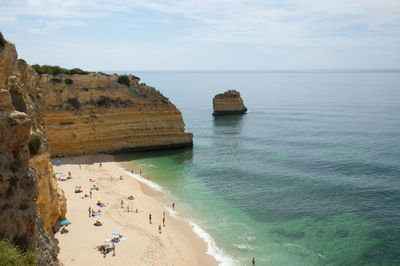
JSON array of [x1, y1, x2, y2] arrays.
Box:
[[118, 70, 400, 265]]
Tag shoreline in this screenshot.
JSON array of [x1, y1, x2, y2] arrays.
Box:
[[119, 167, 237, 266], [53, 154, 217, 265]]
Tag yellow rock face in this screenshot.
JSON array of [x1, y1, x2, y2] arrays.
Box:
[[0, 35, 66, 238], [0, 33, 64, 264], [30, 152, 67, 235], [40, 73, 193, 156]]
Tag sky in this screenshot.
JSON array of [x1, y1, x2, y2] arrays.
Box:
[[1, 0, 400, 71]]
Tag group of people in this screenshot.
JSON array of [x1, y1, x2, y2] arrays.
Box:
[[149, 209, 169, 234], [99, 243, 115, 257], [61, 162, 204, 261]]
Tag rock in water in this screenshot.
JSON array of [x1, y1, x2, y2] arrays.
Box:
[[212, 90, 247, 115]]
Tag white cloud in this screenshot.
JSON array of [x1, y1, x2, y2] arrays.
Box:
[[2, 0, 400, 43], [1, 0, 399, 69]]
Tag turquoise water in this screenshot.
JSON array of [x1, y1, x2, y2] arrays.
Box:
[[118, 71, 400, 265]]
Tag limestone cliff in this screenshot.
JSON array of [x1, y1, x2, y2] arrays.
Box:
[[213, 90, 247, 115], [0, 34, 65, 265], [40, 73, 193, 156]]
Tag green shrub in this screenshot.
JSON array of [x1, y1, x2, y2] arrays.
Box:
[[67, 97, 80, 110], [7, 117, 18, 126], [117, 75, 130, 87], [0, 240, 37, 266], [31, 64, 43, 74], [31, 64, 90, 75], [0, 32, 5, 49], [28, 134, 41, 156], [50, 78, 62, 84], [67, 68, 89, 75], [96, 96, 111, 107], [64, 78, 73, 85], [10, 160, 21, 173], [59, 121, 74, 126]]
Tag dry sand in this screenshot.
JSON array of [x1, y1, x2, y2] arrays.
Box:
[[53, 154, 217, 266]]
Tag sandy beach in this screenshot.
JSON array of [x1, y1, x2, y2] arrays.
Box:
[[53, 154, 217, 266]]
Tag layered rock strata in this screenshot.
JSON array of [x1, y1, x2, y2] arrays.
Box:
[[0, 34, 66, 265], [212, 90, 247, 115], [40, 73, 193, 156]]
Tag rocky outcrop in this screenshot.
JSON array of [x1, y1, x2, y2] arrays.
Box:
[[40, 73, 193, 156], [212, 90, 247, 115], [0, 33, 65, 265]]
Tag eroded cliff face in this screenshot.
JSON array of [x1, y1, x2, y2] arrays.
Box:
[[0, 34, 65, 265], [212, 90, 247, 115], [40, 73, 193, 156]]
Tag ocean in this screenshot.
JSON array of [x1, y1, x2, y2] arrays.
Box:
[[117, 70, 400, 265]]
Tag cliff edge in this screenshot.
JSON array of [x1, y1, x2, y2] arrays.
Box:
[[213, 90, 247, 115], [0, 33, 66, 265], [39, 72, 193, 156]]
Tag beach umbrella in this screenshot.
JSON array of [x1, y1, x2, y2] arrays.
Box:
[[55, 160, 61, 164], [60, 220, 70, 226], [112, 231, 120, 236], [97, 198, 102, 201]]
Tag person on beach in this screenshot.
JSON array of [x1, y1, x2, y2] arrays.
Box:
[[79, 164, 81, 169], [89, 190, 92, 199], [119, 175, 123, 180], [149, 213, 152, 224], [136, 208, 138, 213], [131, 170, 133, 174], [127, 205, 129, 212], [60, 226, 69, 234], [252, 257, 255, 265], [158, 224, 162, 234], [121, 200, 124, 208], [89, 207, 91, 217], [112, 243, 115, 256], [99, 163, 102, 167], [163, 216, 165, 227], [172, 202, 175, 210]]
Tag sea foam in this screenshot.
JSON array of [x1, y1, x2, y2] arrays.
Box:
[[121, 167, 238, 266], [122, 168, 163, 192]]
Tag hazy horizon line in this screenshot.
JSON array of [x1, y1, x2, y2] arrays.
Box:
[[102, 69, 400, 74]]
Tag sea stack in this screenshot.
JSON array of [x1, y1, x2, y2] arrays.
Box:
[[212, 90, 247, 115]]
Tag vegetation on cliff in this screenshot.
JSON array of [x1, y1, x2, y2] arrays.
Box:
[[28, 134, 41, 156], [0, 240, 37, 266], [117, 75, 131, 87], [0, 32, 5, 49], [31, 64, 89, 75]]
